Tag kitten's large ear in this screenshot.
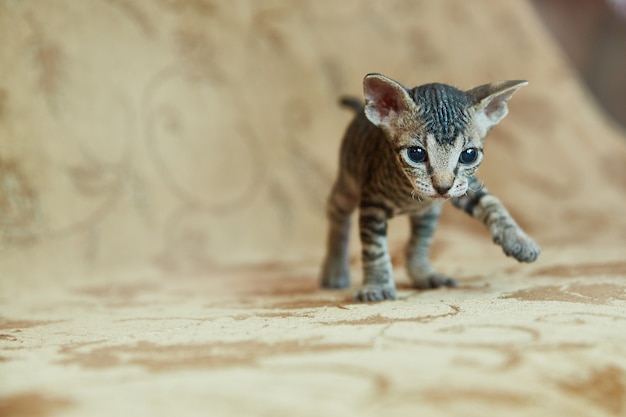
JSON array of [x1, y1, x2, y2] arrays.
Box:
[[363, 73, 415, 130], [468, 80, 528, 131]]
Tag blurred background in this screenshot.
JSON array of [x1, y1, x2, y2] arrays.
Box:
[[0, 0, 625, 282], [531, 0, 626, 129]]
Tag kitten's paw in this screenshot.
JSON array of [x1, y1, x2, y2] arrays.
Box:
[[412, 273, 458, 289], [493, 227, 541, 263], [321, 261, 350, 289], [322, 275, 350, 289], [354, 284, 397, 302]]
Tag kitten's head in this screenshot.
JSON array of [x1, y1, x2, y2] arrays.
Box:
[[362, 73, 527, 201]]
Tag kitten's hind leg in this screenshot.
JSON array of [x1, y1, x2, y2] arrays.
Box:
[[321, 179, 358, 289], [406, 205, 457, 289]]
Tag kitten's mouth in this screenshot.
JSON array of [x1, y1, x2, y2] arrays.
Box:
[[428, 194, 451, 201], [412, 188, 452, 202]]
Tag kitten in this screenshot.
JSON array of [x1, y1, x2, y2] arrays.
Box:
[[321, 73, 540, 302]]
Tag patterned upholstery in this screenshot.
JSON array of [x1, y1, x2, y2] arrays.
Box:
[[1, 1, 625, 416]]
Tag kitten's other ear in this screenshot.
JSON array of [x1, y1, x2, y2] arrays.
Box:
[[468, 80, 528, 131], [363, 73, 415, 130]]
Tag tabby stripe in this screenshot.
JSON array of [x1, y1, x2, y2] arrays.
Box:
[[328, 204, 352, 222], [359, 225, 386, 240], [360, 201, 393, 218], [359, 232, 385, 247], [410, 216, 439, 239], [361, 249, 386, 262], [462, 189, 487, 215], [359, 216, 387, 236]]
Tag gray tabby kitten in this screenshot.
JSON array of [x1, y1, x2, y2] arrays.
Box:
[[321, 73, 540, 302]]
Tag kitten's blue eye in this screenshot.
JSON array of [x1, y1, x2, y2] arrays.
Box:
[[459, 148, 479, 164], [407, 147, 427, 163]]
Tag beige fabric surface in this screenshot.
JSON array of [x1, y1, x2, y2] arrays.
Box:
[[1, 1, 626, 416]]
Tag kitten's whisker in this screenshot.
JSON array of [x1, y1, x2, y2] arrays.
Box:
[[411, 189, 423, 202]]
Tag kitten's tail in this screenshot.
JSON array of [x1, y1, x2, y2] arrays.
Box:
[[339, 96, 364, 113]]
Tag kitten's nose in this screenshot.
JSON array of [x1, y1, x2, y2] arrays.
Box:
[[434, 185, 452, 195], [432, 172, 455, 196]]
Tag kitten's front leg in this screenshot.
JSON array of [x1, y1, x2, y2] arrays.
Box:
[[406, 205, 457, 289], [356, 203, 397, 301], [452, 178, 540, 262]]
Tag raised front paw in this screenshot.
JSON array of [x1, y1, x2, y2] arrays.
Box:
[[354, 284, 397, 302], [493, 227, 541, 263]]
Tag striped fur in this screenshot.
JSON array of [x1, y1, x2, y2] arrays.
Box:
[[321, 74, 540, 302]]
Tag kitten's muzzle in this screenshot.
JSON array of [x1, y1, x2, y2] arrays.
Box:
[[434, 184, 452, 196], [428, 182, 468, 201]]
